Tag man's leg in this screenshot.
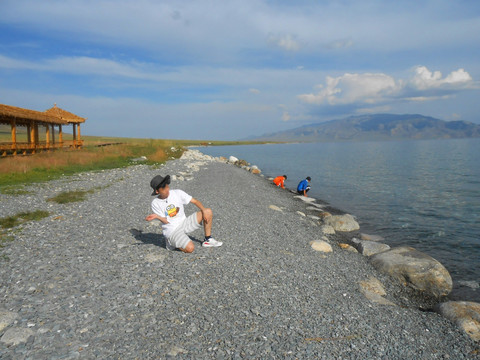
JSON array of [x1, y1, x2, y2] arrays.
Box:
[[196, 208, 213, 237]]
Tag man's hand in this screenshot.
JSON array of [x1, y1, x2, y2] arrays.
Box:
[[145, 214, 157, 221]]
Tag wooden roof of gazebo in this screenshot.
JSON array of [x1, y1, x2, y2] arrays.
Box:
[[44, 104, 86, 124], [0, 103, 68, 126]]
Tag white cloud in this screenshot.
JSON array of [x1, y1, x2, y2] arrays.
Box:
[[410, 66, 473, 90], [298, 66, 475, 108], [298, 73, 399, 105], [249, 88, 261, 94]]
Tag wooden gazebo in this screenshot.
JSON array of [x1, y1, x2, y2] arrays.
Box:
[[0, 103, 86, 156]]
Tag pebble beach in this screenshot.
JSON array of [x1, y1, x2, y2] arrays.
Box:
[[0, 149, 478, 359]]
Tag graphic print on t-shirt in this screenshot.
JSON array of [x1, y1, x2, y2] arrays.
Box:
[[166, 204, 179, 218]]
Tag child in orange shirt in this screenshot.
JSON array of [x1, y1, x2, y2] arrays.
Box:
[[273, 175, 287, 189]]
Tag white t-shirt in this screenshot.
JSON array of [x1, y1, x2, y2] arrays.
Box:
[[151, 189, 192, 238]]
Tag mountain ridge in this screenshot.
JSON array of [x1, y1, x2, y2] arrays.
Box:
[[249, 114, 480, 142]]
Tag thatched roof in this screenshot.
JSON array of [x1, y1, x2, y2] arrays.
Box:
[[0, 103, 68, 126], [44, 104, 86, 124]]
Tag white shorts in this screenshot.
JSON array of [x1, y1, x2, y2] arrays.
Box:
[[167, 213, 201, 250]]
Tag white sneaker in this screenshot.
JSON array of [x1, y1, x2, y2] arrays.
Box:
[[202, 238, 223, 247]]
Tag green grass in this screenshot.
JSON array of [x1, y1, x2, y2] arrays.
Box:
[[1, 156, 134, 187], [47, 189, 95, 204], [0, 186, 33, 196], [0, 210, 50, 229], [0, 141, 175, 189]]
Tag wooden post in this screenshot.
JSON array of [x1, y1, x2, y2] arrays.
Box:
[[33, 123, 39, 153], [45, 125, 50, 148], [11, 120, 16, 152], [51, 124, 56, 147], [72, 123, 77, 147], [30, 122, 35, 150], [59, 124, 63, 147], [27, 124, 31, 144]]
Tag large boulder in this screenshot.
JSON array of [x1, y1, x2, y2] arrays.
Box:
[[352, 238, 390, 256], [322, 214, 360, 232], [434, 301, 480, 341], [370, 246, 452, 297]]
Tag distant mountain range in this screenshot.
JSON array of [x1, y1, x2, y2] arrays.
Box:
[[249, 114, 480, 142]]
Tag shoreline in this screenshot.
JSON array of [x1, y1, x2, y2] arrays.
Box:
[[198, 150, 480, 340], [195, 144, 480, 304], [0, 149, 478, 357]]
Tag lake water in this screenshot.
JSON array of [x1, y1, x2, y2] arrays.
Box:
[[195, 139, 480, 301]]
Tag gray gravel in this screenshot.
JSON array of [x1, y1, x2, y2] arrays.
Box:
[[0, 152, 478, 359]]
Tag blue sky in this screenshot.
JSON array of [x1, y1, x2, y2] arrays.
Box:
[[1, 0, 479, 140]]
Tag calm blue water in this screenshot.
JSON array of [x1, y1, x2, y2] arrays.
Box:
[[196, 139, 480, 301]]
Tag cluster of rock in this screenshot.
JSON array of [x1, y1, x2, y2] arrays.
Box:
[[179, 151, 263, 175], [226, 155, 262, 174], [265, 177, 480, 342]]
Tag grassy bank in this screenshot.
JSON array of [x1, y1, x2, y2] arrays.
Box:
[[0, 133, 265, 190]]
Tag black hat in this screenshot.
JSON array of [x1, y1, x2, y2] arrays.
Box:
[[150, 175, 171, 195], [306, 176, 311, 181]]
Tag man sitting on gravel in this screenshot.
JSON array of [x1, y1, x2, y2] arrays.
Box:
[[145, 174, 222, 253]]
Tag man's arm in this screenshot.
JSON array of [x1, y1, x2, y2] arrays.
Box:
[[145, 213, 169, 224]]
